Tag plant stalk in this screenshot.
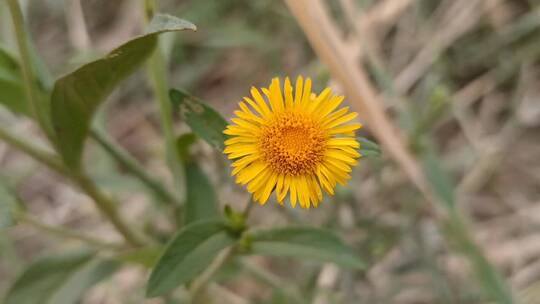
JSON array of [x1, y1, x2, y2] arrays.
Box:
[[0, 126, 147, 247], [19, 214, 125, 250], [90, 128, 181, 206], [71, 173, 148, 247], [143, 0, 186, 202], [6, 0, 52, 138], [0, 126, 67, 175], [189, 247, 235, 301], [189, 200, 254, 300]]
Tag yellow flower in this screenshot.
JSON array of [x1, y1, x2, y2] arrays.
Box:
[[223, 76, 362, 208]]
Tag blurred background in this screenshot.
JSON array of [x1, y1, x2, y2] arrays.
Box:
[[1, 0, 540, 303]]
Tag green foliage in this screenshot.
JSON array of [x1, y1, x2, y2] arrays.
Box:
[[0, 45, 29, 115], [175, 132, 220, 224], [46, 258, 119, 304], [0, 181, 19, 229], [422, 146, 514, 303], [50, 15, 196, 170], [3, 249, 115, 304], [176, 133, 198, 162], [117, 246, 163, 268], [248, 227, 365, 269], [184, 162, 219, 224], [358, 136, 381, 158], [422, 147, 455, 208], [146, 220, 236, 297], [170, 89, 228, 151]]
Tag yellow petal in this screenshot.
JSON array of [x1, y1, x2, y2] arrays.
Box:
[[267, 78, 284, 112], [247, 168, 272, 193], [315, 95, 344, 118], [325, 112, 358, 129], [225, 136, 257, 145], [284, 77, 294, 109], [259, 172, 278, 204], [251, 87, 272, 117], [237, 162, 266, 184], [326, 150, 358, 165], [298, 77, 312, 109], [308, 87, 332, 113], [289, 177, 298, 208], [294, 76, 304, 107], [327, 138, 360, 148], [328, 123, 363, 135]]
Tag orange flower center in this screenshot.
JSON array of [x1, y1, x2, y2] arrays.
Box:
[[260, 112, 327, 175]]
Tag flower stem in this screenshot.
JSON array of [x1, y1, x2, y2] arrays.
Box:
[[189, 199, 255, 300], [240, 260, 304, 303], [142, 0, 186, 202], [90, 128, 181, 206], [6, 0, 53, 138], [189, 247, 235, 301]]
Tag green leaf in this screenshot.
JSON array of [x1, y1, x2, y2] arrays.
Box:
[[0, 182, 19, 229], [422, 148, 455, 208], [176, 133, 197, 162], [170, 89, 228, 151], [0, 45, 30, 115], [48, 258, 119, 304], [358, 137, 381, 158], [3, 249, 95, 304], [146, 220, 236, 297], [184, 162, 219, 224], [249, 227, 365, 269], [117, 246, 163, 268], [50, 15, 196, 169]]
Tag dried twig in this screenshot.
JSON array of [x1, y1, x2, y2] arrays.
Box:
[[284, 0, 437, 214]]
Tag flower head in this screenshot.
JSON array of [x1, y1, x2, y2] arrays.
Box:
[[224, 76, 362, 208]]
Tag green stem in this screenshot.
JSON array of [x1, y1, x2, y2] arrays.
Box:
[[189, 247, 235, 301], [71, 172, 148, 247], [19, 214, 125, 250], [447, 208, 514, 304], [0, 126, 67, 175], [6, 0, 52, 138], [143, 0, 185, 202], [0, 126, 147, 247], [240, 260, 304, 303], [190, 200, 254, 300], [90, 128, 180, 206]]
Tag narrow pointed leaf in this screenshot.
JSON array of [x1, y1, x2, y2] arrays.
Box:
[[3, 249, 95, 304], [0, 45, 30, 115], [146, 220, 235, 297], [50, 15, 196, 169], [249, 227, 365, 269], [184, 162, 219, 224], [48, 258, 119, 304], [358, 137, 381, 158], [170, 89, 228, 151], [0, 181, 19, 228], [422, 148, 455, 208]]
